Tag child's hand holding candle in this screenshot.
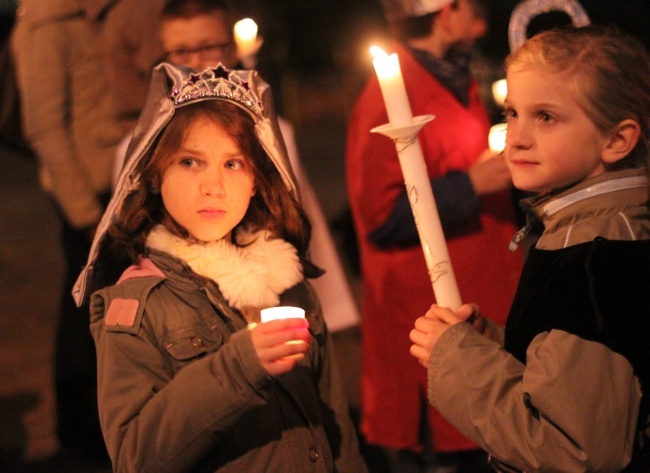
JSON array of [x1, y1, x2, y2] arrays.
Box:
[[251, 307, 310, 375]]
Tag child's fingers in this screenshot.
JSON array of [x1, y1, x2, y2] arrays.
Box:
[[259, 327, 311, 349], [457, 303, 477, 322], [253, 319, 311, 349], [259, 318, 309, 333], [413, 316, 436, 334], [258, 339, 309, 362], [425, 304, 464, 325], [409, 344, 430, 368], [265, 355, 302, 376], [257, 339, 309, 376]]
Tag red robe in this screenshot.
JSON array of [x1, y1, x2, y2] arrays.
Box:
[[345, 43, 523, 452]]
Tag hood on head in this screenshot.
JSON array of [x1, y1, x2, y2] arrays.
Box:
[[72, 62, 299, 306]]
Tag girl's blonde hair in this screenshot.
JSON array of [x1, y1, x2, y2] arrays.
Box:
[[506, 26, 650, 168]]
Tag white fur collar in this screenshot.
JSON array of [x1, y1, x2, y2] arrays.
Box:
[[145, 225, 303, 310]]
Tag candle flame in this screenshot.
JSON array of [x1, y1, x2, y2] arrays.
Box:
[[369, 45, 388, 59], [489, 123, 507, 153], [492, 79, 507, 106], [234, 18, 258, 41]]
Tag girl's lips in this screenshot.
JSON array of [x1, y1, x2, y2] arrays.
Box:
[[198, 209, 226, 220], [510, 159, 538, 166]]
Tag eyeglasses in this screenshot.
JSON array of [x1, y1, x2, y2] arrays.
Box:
[[164, 42, 234, 64]]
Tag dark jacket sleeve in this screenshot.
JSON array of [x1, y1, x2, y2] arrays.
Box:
[[428, 324, 640, 472], [369, 170, 480, 248]]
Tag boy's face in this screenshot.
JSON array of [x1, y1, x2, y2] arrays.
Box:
[[161, 12, 237, 70], [447, 0, 488, 50], [503, 66, 609, 194], [160, 116, 256, 243]]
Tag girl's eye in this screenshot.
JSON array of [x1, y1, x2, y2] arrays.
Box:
[[180, 158, 196, 168], [225, 159, 245, 170], [537, 111, 554, 123], [503, 108, 517, 121]]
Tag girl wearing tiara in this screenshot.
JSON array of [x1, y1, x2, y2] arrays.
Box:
[[410, 26, 650, 472], [72, 63, 367, 473]]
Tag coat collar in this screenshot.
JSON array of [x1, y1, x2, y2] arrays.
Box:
[[520, 167, 650, 250], [145, 225, 304, 311]]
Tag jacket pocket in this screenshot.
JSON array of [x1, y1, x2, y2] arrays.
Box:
[[164, 330, 224, 362]]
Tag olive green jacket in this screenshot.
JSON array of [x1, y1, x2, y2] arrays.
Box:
[[90, 249, 367, 473]]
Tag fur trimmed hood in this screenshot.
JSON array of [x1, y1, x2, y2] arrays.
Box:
[[146, 225, 303, 310]]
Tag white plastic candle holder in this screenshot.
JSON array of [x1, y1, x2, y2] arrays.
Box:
[[260, 306, 305, 323]]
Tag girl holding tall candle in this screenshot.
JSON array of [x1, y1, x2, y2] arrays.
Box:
[[345, 0, 522, 471], [410, 27, 650, 472]]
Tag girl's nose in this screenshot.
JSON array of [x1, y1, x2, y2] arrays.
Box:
[[200, 169, 225, 196]]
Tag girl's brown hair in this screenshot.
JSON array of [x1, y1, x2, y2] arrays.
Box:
[[506, 26, 650, 169], [109, 100, 311, 263]]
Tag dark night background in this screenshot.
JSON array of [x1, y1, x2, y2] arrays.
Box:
[[0, 1, 649, 471]]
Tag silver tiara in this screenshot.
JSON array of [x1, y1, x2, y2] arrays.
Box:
[[170, 64, 264, 118]]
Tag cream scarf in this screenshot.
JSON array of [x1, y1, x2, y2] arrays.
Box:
[[145, 225, 303, 310]]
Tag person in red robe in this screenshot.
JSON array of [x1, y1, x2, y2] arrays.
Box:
[[345, 0, 523, 470]]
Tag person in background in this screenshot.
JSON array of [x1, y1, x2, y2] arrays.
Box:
[[73, 61, 367, 473], [410, 25, 650, 472], [345, 0, 523, 471], [112, 0, 361, 334], [10, 0, 122, 463], [97, 0, 166, 135]]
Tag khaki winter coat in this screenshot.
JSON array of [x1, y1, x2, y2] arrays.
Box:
[[91, 249, 367, 473]]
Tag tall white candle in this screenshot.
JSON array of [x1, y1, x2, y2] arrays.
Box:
[[234, 18, 258, 58], [370, 46, 413, 127], [369, 46, 462, 311]]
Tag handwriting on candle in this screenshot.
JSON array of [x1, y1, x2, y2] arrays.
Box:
[[369, 46, 462, 310], [407, 184, 449, 284]]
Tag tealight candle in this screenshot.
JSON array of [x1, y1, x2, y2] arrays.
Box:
[[234, 18, 258, 58], [260, 306, 305, 323], [260, 307, 306, 347], [489, 123, 507, 153]]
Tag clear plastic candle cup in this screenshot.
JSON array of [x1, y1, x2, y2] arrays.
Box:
[[260, 307, 306, 345]]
